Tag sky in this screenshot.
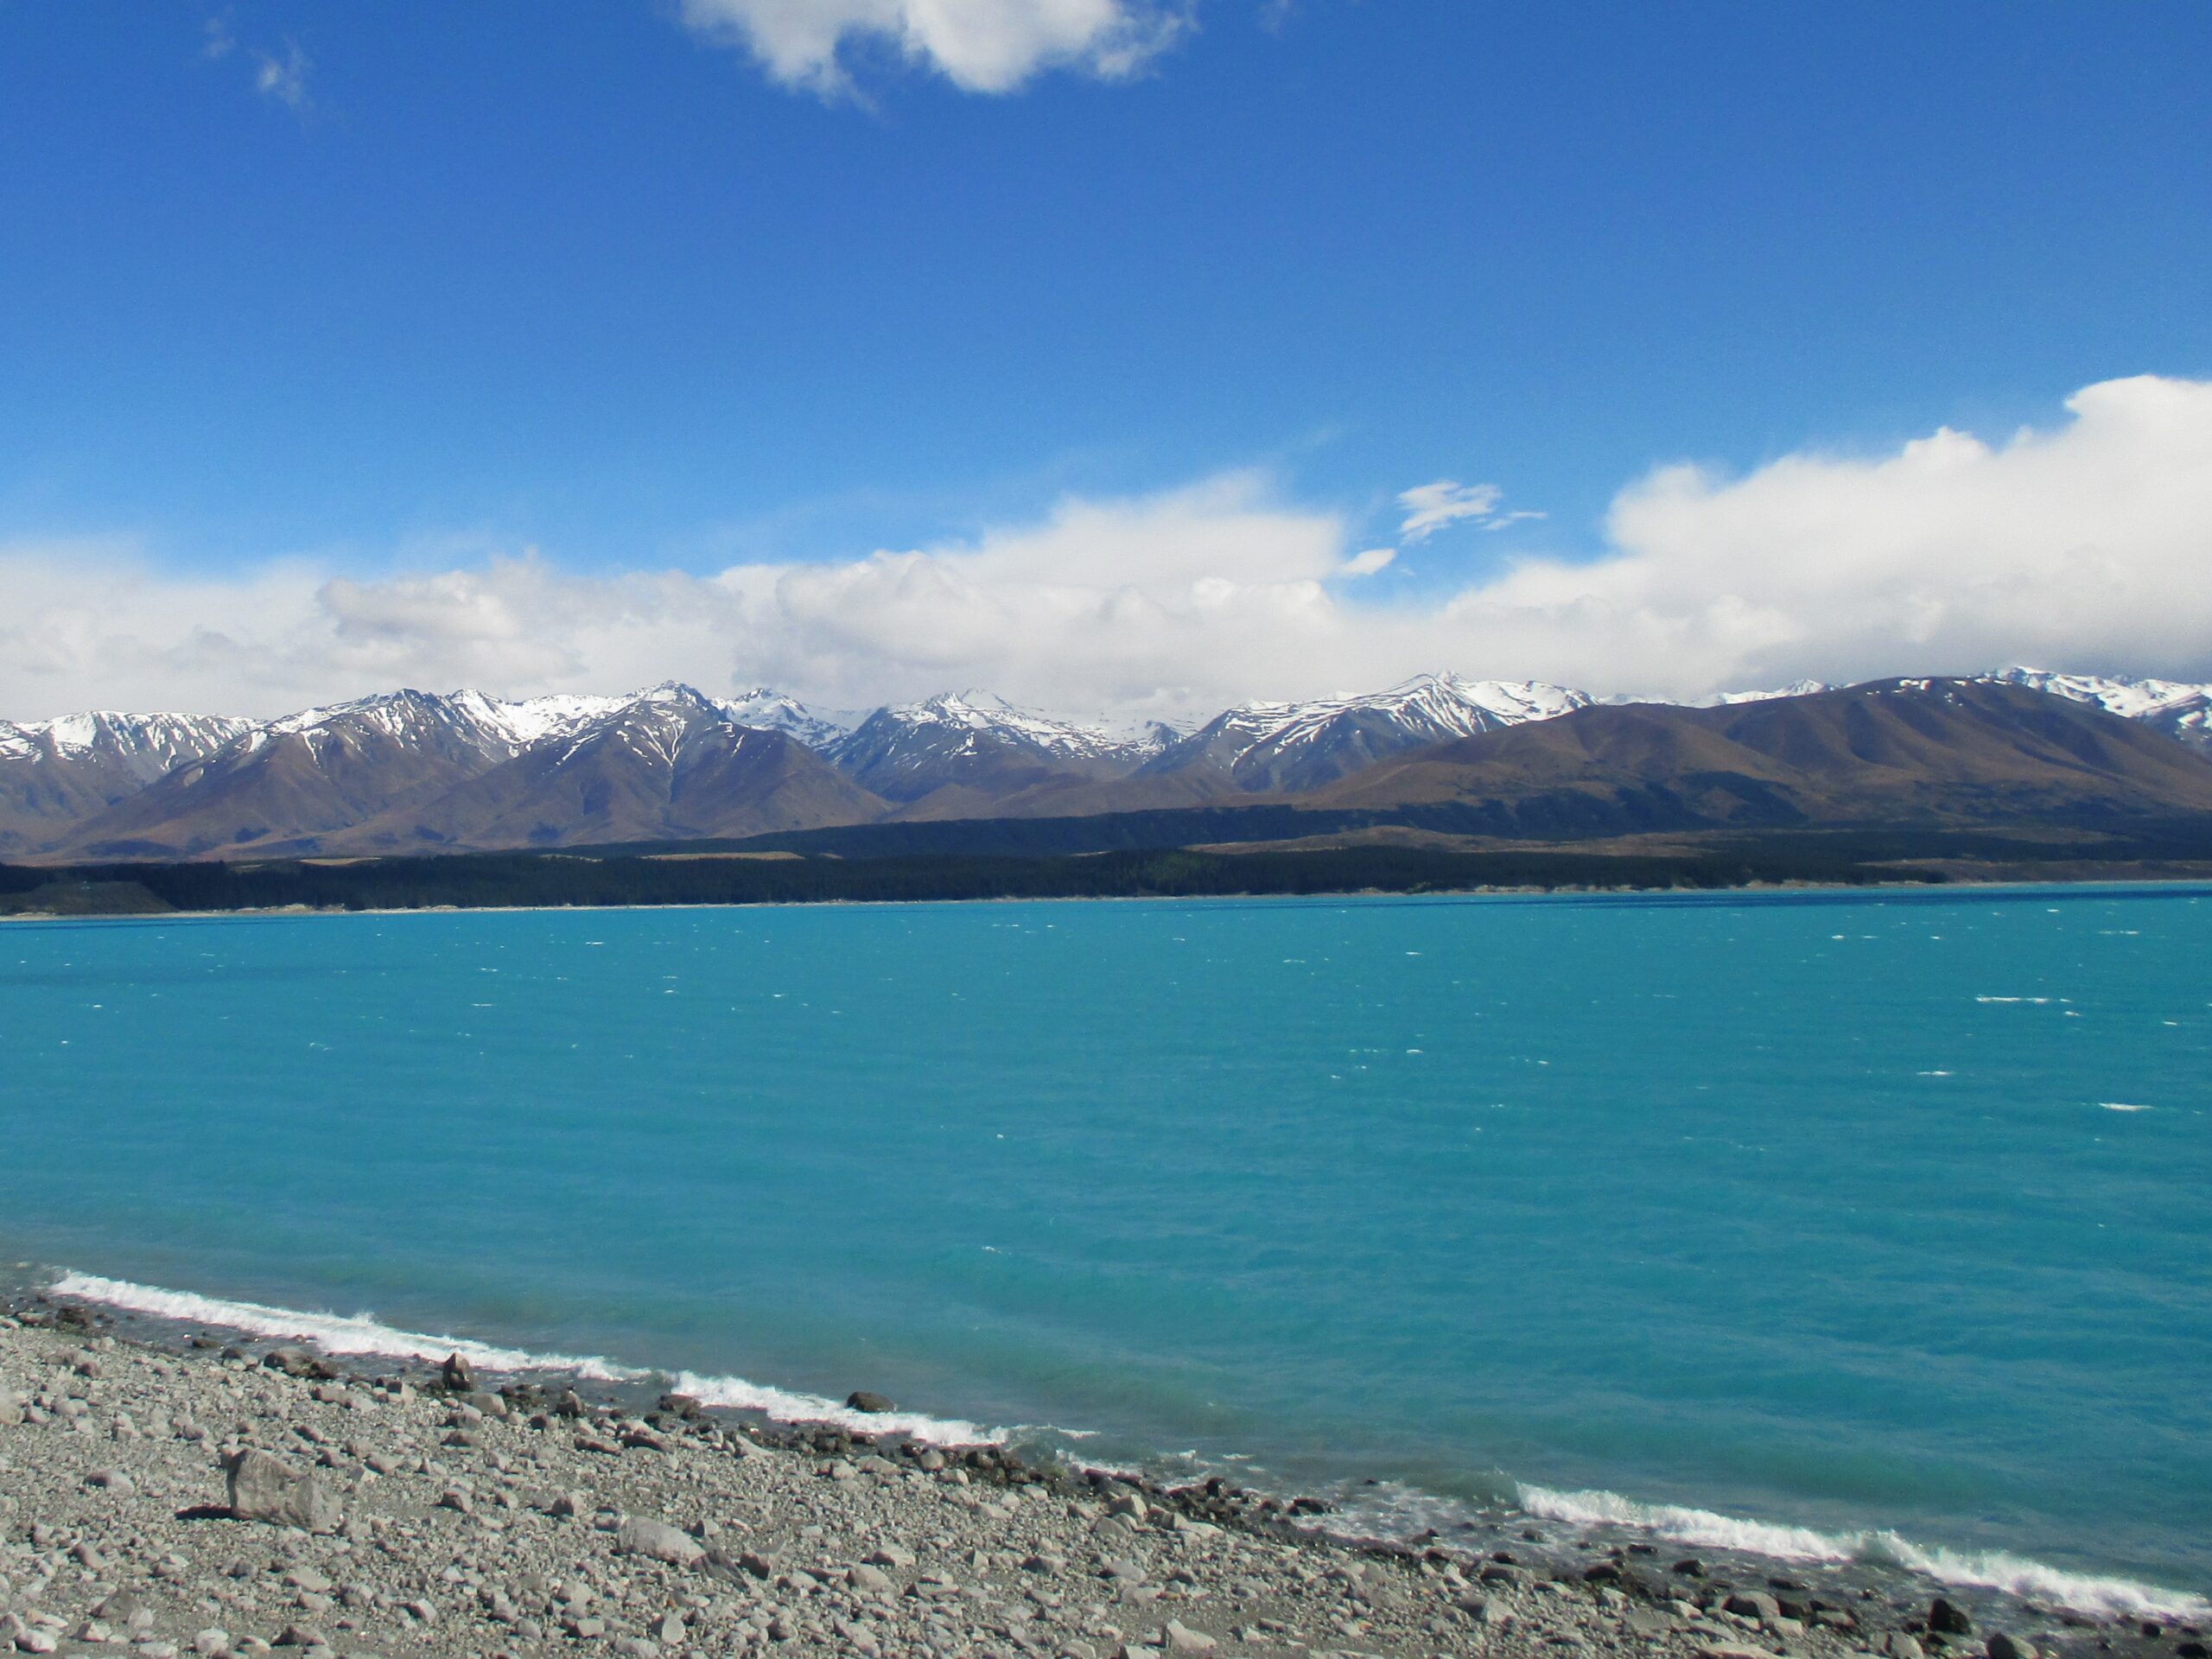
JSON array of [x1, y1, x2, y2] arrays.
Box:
[[2, 1, 2209, 721]]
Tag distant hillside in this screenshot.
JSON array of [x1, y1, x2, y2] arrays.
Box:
[[1310, 679, 2212, 833], [7, 670, 2212, 861]]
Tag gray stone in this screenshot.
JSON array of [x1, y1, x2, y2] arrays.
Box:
[[439, 1351, 475, 1392], [1987, 1637, 2038, 1659], [846, 1390, 896, 1414], [1163, 1620, 1217, 1653], [226, 1447, 343, 1533], [1463, 1595, 1510, 1627], [1726, 1592, 1783, 1624], [616, 1516, 707, 1568]]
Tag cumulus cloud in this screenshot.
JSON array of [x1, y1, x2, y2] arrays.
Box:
[[675, 0, 1189, 94], [5, 375, 2211, 724], [1479, 373, 2212, 694]]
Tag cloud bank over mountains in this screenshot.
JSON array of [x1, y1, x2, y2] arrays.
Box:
[[6, 375, 2210, 723]]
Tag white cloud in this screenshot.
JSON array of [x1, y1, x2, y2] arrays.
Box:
[[1394, 479, 1548, 542], [675, 0, 1188, 94], [6, 375, 2212, 724], [252, 40, 310, 110], [1466, 373, 2212, 695], [1338, 548, 1396, 577]]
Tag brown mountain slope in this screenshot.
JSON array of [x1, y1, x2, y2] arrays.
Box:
[[884, 765, 1239, 822], [325, 702, 885, 853], [57, 693, 524, 860], [1306, 679, 2212, 830]]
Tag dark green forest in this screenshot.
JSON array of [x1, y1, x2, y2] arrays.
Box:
[[5, 819, 2210, 918]]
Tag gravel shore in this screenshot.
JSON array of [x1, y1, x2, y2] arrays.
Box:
[[0, 1300, 2172, 1659]]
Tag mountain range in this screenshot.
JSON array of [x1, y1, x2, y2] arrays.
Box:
[[3, 668, 2209, 861]]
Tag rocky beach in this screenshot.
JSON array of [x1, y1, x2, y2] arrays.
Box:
[[0, 1294, 2187, 1659]]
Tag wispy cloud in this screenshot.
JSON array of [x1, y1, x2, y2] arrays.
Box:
[[201, 11, 236, 60], [252, 40, 311, 111], [1337, 547, 1396, 578], [1395, 479, 1544, 542], [5, 377, 2212, 721], [676, 0, 1192, 96]]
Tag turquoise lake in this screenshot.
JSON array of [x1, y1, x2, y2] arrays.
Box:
[[1, 887, 2206, 1613]]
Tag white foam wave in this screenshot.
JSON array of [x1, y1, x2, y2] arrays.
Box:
[[1517, 1484, 2209, 1621], [2098, 1102, 2152, 1113], [667, 1370, 1001, 1446], [49, 1271, 997, 1446]]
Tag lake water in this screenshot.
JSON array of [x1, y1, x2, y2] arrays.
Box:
[[2, 886, 2206, 1617]]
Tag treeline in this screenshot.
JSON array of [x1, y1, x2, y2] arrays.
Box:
[[0, 838, 1951, 917]]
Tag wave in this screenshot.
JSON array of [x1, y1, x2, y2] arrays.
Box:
[[48, 1270, 1001, 1446], [1517, 1484, 2211, 1622]]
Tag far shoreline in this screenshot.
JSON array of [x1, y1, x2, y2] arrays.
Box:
[[6, 869, 2212, 926]]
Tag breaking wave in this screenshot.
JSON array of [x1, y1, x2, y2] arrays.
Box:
[[48, 1270, 1002, 1446], [1517, 1484, 2210, 1622]]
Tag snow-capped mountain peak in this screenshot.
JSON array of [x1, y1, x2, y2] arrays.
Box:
[[1141, 671, 1592, 793], [1698, 679, 1835, 706], [862, 690, 1143, 762], [1976, 666, 2212, 753], [716, 686, 861, 749], [0, 710, 257, 778]]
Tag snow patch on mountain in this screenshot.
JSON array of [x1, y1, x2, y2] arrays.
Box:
[[0, 711, 257, 778], [1977, 667, 2212, 749], [1699, 679, 1834, 706], [1208, 673, 1590, 753]]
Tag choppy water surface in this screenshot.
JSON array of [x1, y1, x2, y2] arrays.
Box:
[[1, 887, 2206, 1613]]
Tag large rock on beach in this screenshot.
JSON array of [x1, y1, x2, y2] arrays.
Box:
[[1929, 1599, 1975, 1636], [615, 1516, 707, 1569], [845, 1389, 896, 1414], [225, 1447, 342, 1533], [260, 1345, 334, 1379], [440, 1351, 476, 1392]]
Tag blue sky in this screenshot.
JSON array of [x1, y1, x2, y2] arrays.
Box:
[[3, 2, 2211, 717]]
